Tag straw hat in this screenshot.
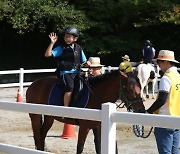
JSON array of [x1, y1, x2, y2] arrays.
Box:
[[88, 57, 104, 67], [157, 50, 179, 63], [122, 55, 130, 61]]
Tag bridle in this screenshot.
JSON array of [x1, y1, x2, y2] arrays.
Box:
[[117, 76, 143, 111], [117, 74, 153, 138]]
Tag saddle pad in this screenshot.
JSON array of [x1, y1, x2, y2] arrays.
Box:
[[48, 83, 90, 108]]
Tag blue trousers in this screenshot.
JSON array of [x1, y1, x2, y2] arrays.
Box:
[[154, 127, 179, 154]]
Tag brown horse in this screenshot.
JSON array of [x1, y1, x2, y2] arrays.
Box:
[[26, 70, 145, 154]]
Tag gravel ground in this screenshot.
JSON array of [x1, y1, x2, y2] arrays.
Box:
[[0, 87, 160, 154]]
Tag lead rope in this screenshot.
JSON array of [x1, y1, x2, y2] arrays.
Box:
[[116, 102, 153, 138], [133, 125, 153, 138]]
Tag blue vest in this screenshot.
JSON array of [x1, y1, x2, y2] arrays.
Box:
[[143, 46, 154, 63]]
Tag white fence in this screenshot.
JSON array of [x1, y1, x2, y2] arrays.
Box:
[[1, 66, 180, 96], [0, 101, 180, 154], [0, 143, 50, 154], [0, 67, 118, 96]]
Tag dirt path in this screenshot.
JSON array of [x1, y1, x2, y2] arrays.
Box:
[[0, 87, 158, 154]]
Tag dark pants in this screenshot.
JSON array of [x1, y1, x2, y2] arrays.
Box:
[[60, 73, 76, 92]]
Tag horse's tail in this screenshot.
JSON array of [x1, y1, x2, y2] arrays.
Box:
[[149, 71, 155, 79]]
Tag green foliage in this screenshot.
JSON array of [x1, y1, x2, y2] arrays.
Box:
[[159, 5, 180, 24], [0, 0, 88, 33], [0, 0, 179, 68], [1, 0, 179, 33], [0, 1, 13, 20]]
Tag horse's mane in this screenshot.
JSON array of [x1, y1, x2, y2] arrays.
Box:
[[88, 70, 119, 85], [126, 72, 141, 89]]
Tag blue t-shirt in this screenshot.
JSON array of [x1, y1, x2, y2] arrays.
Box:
[[52, 45, 87, 75]]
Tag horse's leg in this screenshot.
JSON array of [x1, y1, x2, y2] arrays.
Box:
[[116, 141, 119, 154], [94, 126, 104, 154], [151, 79, 156, 99], [41, 115, 54, 150], [145, 82, 149, 99], [29, 114, 44, 150], [92, 126, 118, 154], [76, 126, 90, 154], [92, 127, 100, 154], [93, 127, 118, 154], [140, 82, 146, 101]]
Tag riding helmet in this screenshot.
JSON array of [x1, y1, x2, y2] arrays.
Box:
[[64, 26, 80, 37], [145, 40, 152, 46]]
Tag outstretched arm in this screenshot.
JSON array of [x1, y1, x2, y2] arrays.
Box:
[[146, 91, 168, 114], [44, 32, 58, 57]]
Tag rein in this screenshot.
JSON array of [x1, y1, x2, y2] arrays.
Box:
[[77, 74, 99, 103]]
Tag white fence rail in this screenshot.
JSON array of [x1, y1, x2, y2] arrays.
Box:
[[0, 67, 118, 96], [1, 66, 180, 96], [0, 101, 180, 154], [0, 143, 50, 154]]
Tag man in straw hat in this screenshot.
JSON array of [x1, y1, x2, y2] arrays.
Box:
[[86, 57, 105, 153], [119, 55, 133, 73], [88, 57, 105, 76], [147, 50, 180, 154]]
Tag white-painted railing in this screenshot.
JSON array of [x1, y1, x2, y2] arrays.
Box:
[[0, 67, 118, 96], [0, 101, 180, 154], [0, 143, 50, 154], [0, 67, 179, 97]]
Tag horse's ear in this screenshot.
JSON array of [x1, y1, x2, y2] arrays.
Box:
[[133, 70, 138, 77], [119, 69, 128, 78]]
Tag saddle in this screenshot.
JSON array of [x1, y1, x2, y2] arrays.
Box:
[[48, 75, 90, 108]]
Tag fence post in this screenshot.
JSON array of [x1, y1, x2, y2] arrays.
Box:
[[101, 103, 116, 154], [107, 66, 111, 72], [19, 68, 24, 97]]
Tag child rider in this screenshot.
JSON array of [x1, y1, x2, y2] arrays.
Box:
[[45, 26, 89, 107]]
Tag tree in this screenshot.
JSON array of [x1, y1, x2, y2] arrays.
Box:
[[0, 0, 89, 34], [0, 0, 179, 68]]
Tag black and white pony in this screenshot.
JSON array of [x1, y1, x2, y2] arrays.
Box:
[[136, 63, 159, 100]]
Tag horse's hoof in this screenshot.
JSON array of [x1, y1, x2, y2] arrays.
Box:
[[146, 95, 149, 98]]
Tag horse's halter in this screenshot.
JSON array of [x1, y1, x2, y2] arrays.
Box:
[[117, 73, 153, 138], [118, 75, 143, 112]]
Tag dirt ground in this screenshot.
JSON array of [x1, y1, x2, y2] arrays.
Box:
[[0, 87, 159, 154]]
